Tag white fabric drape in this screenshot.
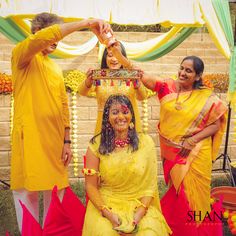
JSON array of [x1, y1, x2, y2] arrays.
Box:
[[0, 0, 209, 25], [0, 0, 231, 59]]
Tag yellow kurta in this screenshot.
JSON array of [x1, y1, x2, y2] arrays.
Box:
[[78, 79, 147, 135], [82, 134, 171, 236], [10, 25, 70, 191]]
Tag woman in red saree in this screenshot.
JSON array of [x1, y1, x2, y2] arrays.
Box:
[[139, 56, 227, 236]]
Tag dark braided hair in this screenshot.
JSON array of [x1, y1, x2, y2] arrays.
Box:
[[181, 56, 205, 89], [91, 95, 139, 155]]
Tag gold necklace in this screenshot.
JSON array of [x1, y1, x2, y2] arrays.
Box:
[[175, 88, 193, 110]]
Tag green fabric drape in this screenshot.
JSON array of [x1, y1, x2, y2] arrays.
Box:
[[0, 17, 26, 43], [230, 46, 236, 94], [212, 0, 234, 45], [134, 27, 196, 62], [212, 0, 235, 94]]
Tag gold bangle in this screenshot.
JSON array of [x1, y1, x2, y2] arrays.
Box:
[[134, 199, 148, 211], [100, 205, 112, 211], [100, 205, 112, 217], [186, 137, 198, 146], [191, 136, 198, 143], [82, 168, 100, 176], [186, 140, 195, 147]]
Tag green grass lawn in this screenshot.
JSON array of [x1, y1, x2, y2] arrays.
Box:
[[0, 175, 233, 236]]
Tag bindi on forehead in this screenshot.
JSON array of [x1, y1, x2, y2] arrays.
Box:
[[110, 103, 129, 112], [121, 104, 129, 113]]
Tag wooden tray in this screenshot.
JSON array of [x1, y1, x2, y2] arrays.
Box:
[[91, 69, 140, 80]]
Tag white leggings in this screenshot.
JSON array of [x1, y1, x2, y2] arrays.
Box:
[[12, 188, 65, 233]]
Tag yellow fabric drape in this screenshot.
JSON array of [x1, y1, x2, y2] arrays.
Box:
[[120, 27, 182, 58], [97, 27, 182, 61], [199, 0, 231, 59]]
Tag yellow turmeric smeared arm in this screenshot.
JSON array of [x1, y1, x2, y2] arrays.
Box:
[[84, 147, 121, 228]]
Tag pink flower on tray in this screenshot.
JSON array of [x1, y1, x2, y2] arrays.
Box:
[[100, 70, 107, 77]]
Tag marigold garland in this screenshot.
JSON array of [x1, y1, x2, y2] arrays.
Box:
[[0, 72, 12, 94], [70, 91, 79, 177], [203, 74, 229, 93], [64, 70, 86, 93], [142, 99, 149, 133], [221, 207, 236, 235]]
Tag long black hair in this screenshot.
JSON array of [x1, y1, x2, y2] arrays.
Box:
[[181, 56, 205, 89], [91, 95, 139, 155], [100, 42, 127, 69]]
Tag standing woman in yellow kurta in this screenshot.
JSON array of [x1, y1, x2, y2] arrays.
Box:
[[10, 12, 112, 233], [78, 42, 147, 135]]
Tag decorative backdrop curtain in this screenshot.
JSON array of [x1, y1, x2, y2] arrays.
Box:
[[0, 0, 234, 99], [212, 0, 236, 104], [0, 0, 231, 60]]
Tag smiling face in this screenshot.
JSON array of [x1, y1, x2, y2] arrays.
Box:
[[106, 47, 122, 69], [108, 102, 132, 133], [42, 42, 58, 55], [177, 59, 200, 90]]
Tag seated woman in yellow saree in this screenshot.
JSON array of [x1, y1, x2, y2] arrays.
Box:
[[82, 95, 171, 236], [139, 56, 227, 236]]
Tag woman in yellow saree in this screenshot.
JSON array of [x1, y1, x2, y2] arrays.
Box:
[[82, 94, 171, 236], [139, 56, 227, 236]]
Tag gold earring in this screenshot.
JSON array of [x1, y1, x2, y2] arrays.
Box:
[[129, 122, 134, 129]]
